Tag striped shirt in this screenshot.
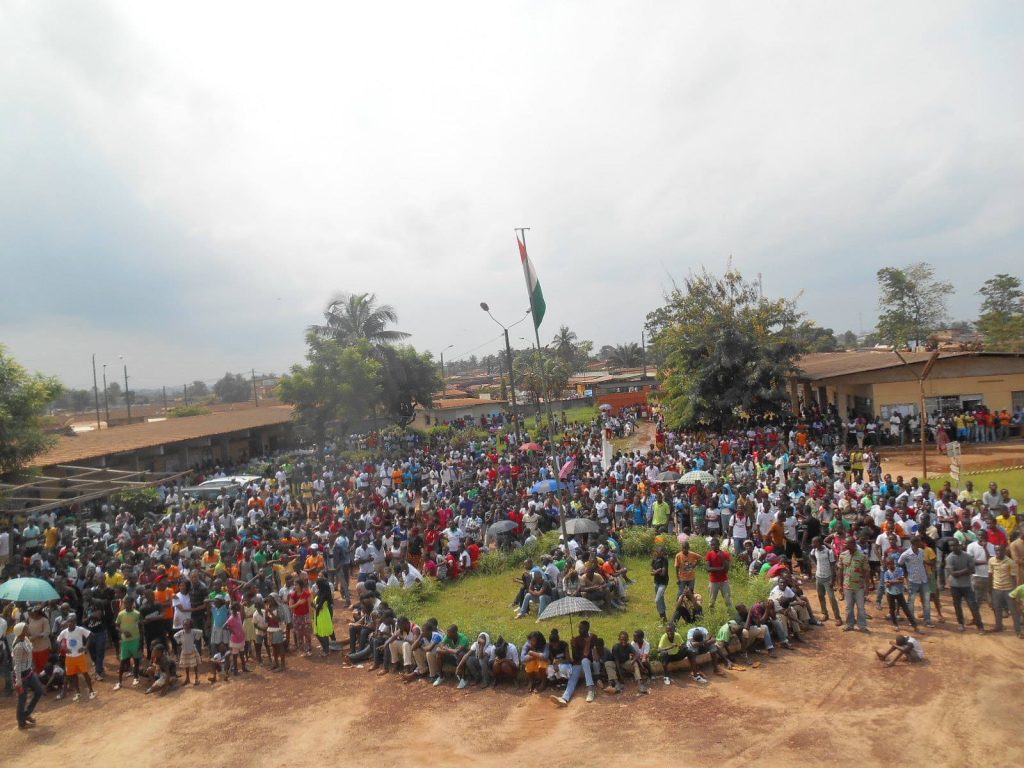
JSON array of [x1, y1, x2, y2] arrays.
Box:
[[12, 638, 33, 688]]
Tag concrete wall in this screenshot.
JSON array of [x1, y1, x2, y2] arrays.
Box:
[[814, 356, 1024, 416]]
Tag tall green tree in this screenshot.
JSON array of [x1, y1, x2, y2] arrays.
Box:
[[514, 349, 571, 405], [607, 342, 644, 369], [214, 372, 252, 403], [378, 346, 440, 428], [0, 346, 63, 474], [278, 337, 381, 444], [876, 262, 953, 348], [190, 380, 210, 397], [551, 325, 578, 360], [793, 322, 839, 352], [977, 273, 1024, 352], [647, 267, 804, 429], [309, 292, 410, 348]]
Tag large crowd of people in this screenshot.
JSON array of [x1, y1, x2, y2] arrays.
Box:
[[2, 405, 1022, 730]]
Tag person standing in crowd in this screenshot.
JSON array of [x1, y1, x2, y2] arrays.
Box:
[[12, 622, 45, 729]]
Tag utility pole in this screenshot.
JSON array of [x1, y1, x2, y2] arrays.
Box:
[[162, 386, 168, 412], [440, 344, 454, 392], [481, 302, 532, 447], [92, 354, 101, 429], [893, 349, 940, 479], [102, 365, 110, 424], [123, 361, 131, 422], [641, 329, 647, 377], [252, 368, 259, 405], [183, 383, 189, 406]]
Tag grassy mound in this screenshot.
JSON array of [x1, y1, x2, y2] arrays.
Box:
[[383, 534, 769, 645]]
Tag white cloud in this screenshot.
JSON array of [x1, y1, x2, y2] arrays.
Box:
[[2, 0, 1022, 386]]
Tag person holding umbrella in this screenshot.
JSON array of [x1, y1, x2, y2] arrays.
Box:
[[11, 621, 45, 729]]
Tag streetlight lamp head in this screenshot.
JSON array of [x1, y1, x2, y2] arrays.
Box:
[[479, 302, 490, 312]]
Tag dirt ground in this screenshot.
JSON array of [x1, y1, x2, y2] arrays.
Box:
[[2, 608, 1023, 767], [880, 437, 1024, 477]]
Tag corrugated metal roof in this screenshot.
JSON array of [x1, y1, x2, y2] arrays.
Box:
[[29, 405, 294, 467], [793, 350, 982, 381]]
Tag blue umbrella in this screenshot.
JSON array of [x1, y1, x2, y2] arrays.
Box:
[[0, 577, 60, 603], [530, 479, 562, 495]]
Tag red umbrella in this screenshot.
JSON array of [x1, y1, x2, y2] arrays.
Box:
[[519, 442, 542, 452]]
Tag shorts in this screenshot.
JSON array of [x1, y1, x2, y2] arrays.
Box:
[[210, 627, 229, 646], [120, 639, 142, 661], [270, 629, 285, 646], [66, 654, 90, 676], [229, 640, 245, 653]]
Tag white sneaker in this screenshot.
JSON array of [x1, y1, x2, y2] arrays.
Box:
[[433, 676, 443, 687], [585, 689, 595, 703], [112, 683, 122, 691], [663, 676, 671, 685], [73, 693, 81, 702], [89, 691, 96, 700], [456, 678, 468, 689]]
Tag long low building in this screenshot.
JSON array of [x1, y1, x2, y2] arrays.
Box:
[[28, 404, 295, 473], [790, 350, 1024, 419]]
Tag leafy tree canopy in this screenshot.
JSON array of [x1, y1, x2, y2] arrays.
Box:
[[977, 273, 1024, 353], [0, 346, 63, 475], [876, 262, 953, 348], [647, 267, 805, 429]]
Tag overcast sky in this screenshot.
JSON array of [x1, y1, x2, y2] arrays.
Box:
[[2, 0, 1022, 389]]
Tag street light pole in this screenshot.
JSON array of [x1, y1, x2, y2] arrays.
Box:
[[120, 356, 131, 423], [102, 364, 110, 424], [893, 349, 940, 479], [480, 303, 531, 447], [92, 354, 101, 429], [440, 344, 454, 391]]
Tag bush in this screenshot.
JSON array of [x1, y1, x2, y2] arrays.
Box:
[[381, 576, 443, 617], [108, 487, 161, 514], [168, 405, 210, 418], [619, 526, 694, 558]]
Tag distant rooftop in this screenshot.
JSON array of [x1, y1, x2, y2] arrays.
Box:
[[28, 405, 294, 468], [793, 350, 1018, 381]]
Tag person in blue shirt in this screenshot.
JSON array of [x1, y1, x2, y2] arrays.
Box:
[[882, 557, 918, 630], [629, 498, 646, 527]]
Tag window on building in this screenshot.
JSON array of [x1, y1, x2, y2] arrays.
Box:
[[1012, 391, 1024, 411]]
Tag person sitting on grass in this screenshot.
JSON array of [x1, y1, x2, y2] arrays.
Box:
[[631, 629, 653, 682], [656, 622, 687, 686], [606, 630, 647, 694], [875, 635, 924, 666], [672, 586, 704, 625], [491, 636, 520, 686], [684, 626, 719, 682], [713, 619, 747, 670], [428, 624, 470, 686], [522, 631, 549, 693], [144, 643, 178, 695], [516, 571, 552, 620], [546, 628, 572, 687], [457, 632, 494, 689]]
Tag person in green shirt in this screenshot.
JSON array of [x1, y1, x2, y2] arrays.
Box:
[[837, 538, 870, 632], [114, 596, 142, 690], [429, 624, 469, 685], [652, 492, 670, 529]]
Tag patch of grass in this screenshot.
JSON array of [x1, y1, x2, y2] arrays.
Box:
[[929, 468, 1024, 502], [383, 539, 768, 647]]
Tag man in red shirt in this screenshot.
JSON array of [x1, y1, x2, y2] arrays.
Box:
[[705, 537, 734, 612]]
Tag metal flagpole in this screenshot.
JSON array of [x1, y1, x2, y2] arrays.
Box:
[[516, 227, 567, 549]]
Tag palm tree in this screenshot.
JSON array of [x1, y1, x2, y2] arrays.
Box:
[[309, 292, 410, 347], [551, 325, 578, 361], [607, 342, 643, 369]]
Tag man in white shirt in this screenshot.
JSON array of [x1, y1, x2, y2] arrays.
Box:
[[966, 531, 995, 607], [56, 614, 95, 701]]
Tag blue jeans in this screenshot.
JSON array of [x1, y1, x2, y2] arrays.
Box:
[[562, 658, 595, 702], [17, 670, 44, 726], [654, 584, 668, 618], [906, 581, 930, 624], [518, 593, 550, 618], [844, 588, 867, 629], [89, 628, 107, 676]]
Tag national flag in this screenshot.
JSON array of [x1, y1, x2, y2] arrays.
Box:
[[518, 235, 546, 329]]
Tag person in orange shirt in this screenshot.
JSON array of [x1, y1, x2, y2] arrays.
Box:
[[304, 545, 325, 580]]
